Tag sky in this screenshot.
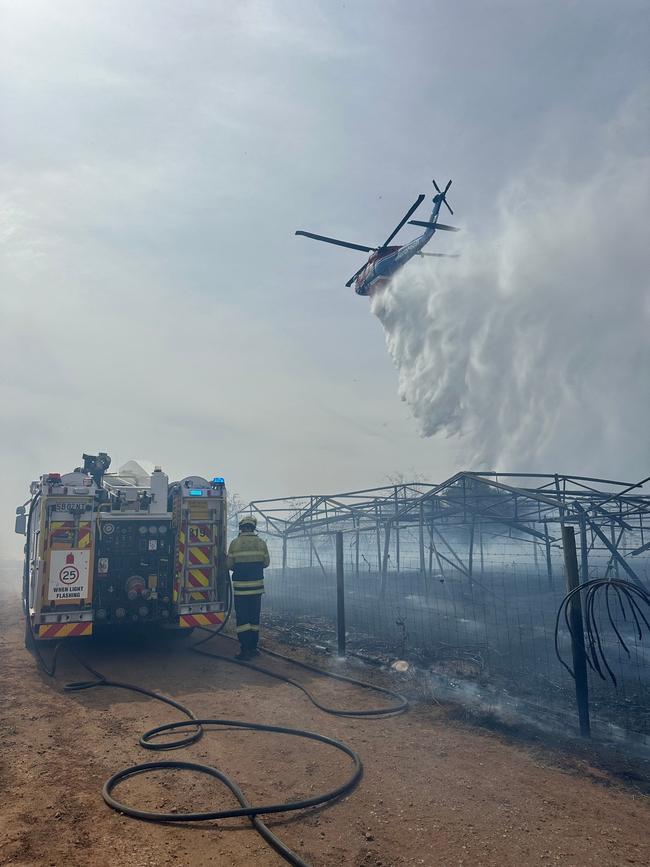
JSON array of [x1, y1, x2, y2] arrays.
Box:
[[1, 0, 649, 557]]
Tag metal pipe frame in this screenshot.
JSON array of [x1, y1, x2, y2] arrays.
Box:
[[241, 472, 650, 581]]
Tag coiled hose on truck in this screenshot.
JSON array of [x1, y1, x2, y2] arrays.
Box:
[[25, 553, 408, 866]]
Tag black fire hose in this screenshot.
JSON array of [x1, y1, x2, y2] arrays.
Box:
[[26, 557, 404, 864], [190, 571, 409, 717], [30, 644, 364, 867], [96, 606, 407, 864], [103, 720, 362, 867], [192, 630, 409, 718]]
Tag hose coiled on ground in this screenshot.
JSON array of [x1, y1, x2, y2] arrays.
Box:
[[33, 646, 364, 867], [27, 604, 409, 867]]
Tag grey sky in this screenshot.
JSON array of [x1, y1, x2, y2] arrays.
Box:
[[2, 0, 649, 556]]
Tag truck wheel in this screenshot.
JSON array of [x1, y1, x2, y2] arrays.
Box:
[[24, 618, 36, 651]]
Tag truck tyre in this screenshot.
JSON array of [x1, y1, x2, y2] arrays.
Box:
[[24, 618, 35, 651]]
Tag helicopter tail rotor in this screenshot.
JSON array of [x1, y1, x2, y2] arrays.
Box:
[[432, 178, 454, 215]]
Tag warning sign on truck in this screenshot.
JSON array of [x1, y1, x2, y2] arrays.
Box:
[[48, 550, 91, 601]]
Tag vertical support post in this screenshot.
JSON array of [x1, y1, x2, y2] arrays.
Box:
[[620, 528, 626, 579], [381, 520, 391, 596], [355, 526, 360, 578], [467, 518, 475, 587], [579, 514, 589, 583], [394, 486, 400, 574], [375, 507, 382, 577], [544, 519, 553, 589], [561, 526, 591, 737], [479, 524, 484, 577], [428, 522, 434, 579], [282, 533, 287, 581], [419, 502, 426, 576], [335, 531, 346, 658], [554, 474, 565, 525], [610, 523, 620, 578], [396, 524, 400, 574]]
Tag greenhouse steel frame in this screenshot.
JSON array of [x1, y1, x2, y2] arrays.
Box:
[[243, 472, 650, 586]]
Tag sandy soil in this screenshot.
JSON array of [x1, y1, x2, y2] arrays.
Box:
[[1, 577, 649, 867]]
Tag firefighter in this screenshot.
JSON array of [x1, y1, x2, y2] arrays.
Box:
[[227, 515, 270, 660]]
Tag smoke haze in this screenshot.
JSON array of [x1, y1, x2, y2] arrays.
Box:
[[372, 96, 650, 478], [1, 2, 648, 557]]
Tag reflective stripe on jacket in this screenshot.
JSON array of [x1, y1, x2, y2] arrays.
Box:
[[227, 531, 270, 595]]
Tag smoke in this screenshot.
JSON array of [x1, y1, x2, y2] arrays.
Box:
[[372, 96, 650, 476]]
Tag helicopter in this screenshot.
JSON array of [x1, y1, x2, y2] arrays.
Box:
[[295, 179, 459, 296]]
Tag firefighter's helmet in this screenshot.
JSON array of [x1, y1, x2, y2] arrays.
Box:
[[239, 514, 257, 529]]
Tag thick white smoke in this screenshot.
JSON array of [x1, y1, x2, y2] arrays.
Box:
[[372, 99, 650, 476]]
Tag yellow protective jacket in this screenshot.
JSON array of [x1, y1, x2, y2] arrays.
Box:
[[227, 531, 270, 595]]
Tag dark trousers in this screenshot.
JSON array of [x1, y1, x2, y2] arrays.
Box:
[[234, 593, 262, 652]]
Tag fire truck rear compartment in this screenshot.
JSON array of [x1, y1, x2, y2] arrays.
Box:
[[94, 515, 174, 623]]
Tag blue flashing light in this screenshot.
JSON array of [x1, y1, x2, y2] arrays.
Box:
[[189, 489, 204, 497], [212, 477, 225, 485]]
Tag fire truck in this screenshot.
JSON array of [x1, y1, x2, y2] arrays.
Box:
[[15, 453, 229, 644]]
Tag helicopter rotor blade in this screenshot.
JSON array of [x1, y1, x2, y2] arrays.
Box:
[[295, 231, 377, 253], [380, 194, 425, 248], [408, 220, 460, 232]]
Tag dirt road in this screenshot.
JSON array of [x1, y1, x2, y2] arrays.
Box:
[[1, 575, 649, 867]]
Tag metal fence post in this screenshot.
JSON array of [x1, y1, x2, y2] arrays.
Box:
[[579, 513, 589, 583], [282, 533, 287, 581], [561, 525, 591, 737], [381, 520, 391, 596], [467, 517, 475, 587], [355, 529, 360, 577], [395, 523, 400, 574], [419, 502, 426, 576], [610, 522, 620, 578], [394, 486, 400, 574], [544, 519, 553, 589], [375, 506, 382, 577], [335, 531, 346, 658]]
